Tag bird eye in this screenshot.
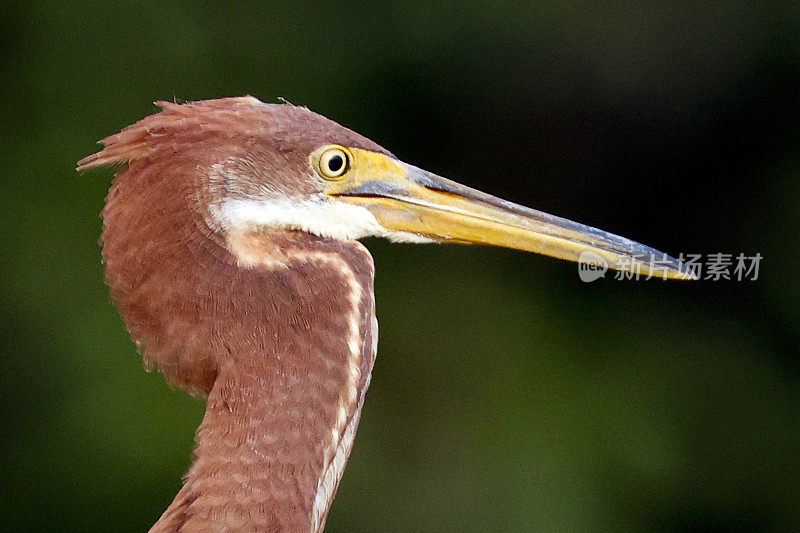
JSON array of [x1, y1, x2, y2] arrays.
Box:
[[318, 147, 350, 180]]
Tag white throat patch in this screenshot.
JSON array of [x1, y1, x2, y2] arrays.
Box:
[[217, 197, 433, 244]]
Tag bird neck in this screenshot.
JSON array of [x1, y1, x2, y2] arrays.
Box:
[[138, 232, 377, 532]]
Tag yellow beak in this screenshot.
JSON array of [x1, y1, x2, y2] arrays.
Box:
[[327, 148, 696, 280]]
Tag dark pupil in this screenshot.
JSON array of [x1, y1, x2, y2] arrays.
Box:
[[327, 154, 344, 173]]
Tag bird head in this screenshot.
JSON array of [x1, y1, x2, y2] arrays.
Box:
[[80, 96, 691, 279]]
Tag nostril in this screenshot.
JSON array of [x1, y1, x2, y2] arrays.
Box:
[[422, 184, 463, 200]]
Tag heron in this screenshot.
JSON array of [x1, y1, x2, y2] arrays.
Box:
[[78, 96, 693, 532]]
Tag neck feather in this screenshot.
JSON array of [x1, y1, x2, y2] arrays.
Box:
[[128, 231, 376, 532]]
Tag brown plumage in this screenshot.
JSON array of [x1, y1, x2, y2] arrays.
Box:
[[81, 98, 383, 531], [80, 96, 692, 532]]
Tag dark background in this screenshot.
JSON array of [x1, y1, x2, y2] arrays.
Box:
[[2, 2, 799, 531]]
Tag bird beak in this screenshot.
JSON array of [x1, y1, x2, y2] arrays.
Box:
[[328, 148, 696, 280]]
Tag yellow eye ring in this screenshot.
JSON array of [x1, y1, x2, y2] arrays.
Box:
[[317, 147, 350, 180]]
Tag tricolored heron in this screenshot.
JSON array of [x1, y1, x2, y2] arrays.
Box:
[[78, 97, 692, 531]]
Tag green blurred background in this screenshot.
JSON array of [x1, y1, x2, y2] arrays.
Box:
[[2, 2, 799, 531]]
